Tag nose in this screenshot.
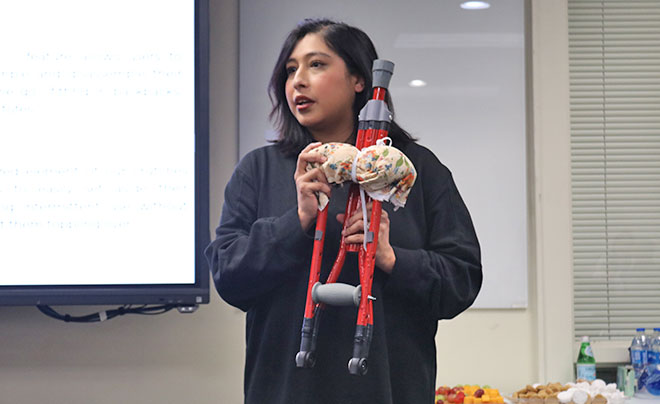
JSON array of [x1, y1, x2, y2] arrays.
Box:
[[291, 67, 307, 89]]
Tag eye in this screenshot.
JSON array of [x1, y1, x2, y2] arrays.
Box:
[[286, 65, 297, 76], [310, 60, 325, 68]]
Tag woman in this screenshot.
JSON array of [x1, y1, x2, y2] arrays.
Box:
[[205, 18, 482, 404]]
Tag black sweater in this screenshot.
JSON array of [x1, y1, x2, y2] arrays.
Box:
[[205, 141, 482, 404]]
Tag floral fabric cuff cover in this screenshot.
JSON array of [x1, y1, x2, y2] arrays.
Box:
[[305, 142, 417, 211]]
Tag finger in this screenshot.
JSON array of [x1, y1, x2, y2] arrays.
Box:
[[336, 213, 345, 224], [296, 155, 327, 180], [295, 142, 321, 172], [359, 202, 389, 224], [296, 169, 331, 195], [343, 233, 364, 245], [298, 142, 322, 160], [342, 218, 364, 236], [346, 205, 366, 224], [379, 217, 389, 232], [302, 141, 322, 153], [379, 209, 389, 225], [300, 151, 327, 165], [298, 181, 332, 198], [296, 167, 329, 187], [342, 210, 366, 235], [295, 142, 324, 174]]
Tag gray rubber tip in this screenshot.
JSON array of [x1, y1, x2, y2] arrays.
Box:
[[372, 59, 395, 89]]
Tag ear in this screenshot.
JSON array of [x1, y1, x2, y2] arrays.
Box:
[[353, 76, 365, 93]]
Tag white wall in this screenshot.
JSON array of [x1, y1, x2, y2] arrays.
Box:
[[0, 1, 574, 402], [435, 0, 575, 392]]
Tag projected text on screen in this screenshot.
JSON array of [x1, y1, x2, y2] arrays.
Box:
[[0, 0, 196, 286]]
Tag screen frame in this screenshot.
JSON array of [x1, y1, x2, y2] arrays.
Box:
[[0, 0, 210, 306]]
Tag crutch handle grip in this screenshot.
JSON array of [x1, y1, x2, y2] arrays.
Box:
[[312, 282, 361, 307]]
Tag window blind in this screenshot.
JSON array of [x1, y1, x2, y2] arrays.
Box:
[[569, 0, 660, 340]]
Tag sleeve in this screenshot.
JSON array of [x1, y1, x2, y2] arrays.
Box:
[[384, 169, 483, 321], [204, 166, 313, 312]]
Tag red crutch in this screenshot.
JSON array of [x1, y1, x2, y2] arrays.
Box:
[[295, 59, 394, 376]]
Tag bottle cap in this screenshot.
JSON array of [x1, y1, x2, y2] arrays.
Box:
[[581, 336, 590, 342]]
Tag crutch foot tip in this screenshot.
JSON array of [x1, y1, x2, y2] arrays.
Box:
[[296, 351, 316, 368], [347, 357, 368, 376]]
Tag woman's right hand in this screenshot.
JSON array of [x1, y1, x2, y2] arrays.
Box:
[[294, 142, 331, 231]]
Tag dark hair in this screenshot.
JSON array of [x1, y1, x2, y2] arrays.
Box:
[[268, 18, 415, 156]]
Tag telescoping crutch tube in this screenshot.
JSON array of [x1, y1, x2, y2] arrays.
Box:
[[295, 59, 395, 376]]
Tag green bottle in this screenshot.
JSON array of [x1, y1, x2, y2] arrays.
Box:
[[576, 336, 596, 381]]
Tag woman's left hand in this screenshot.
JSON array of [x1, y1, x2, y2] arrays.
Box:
[[336, 202, 396, 274]]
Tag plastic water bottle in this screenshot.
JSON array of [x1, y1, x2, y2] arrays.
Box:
[[643, 329, 660, 396], [631, 328, 649, 385], [649, 328, 660, 365], [576, 336, 596, 381], [646, 364, 660, 396]]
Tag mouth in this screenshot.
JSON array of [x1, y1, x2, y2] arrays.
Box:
[[294, 96, 314, 109]]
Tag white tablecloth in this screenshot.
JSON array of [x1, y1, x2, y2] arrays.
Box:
[[630, 391, 660, 403]]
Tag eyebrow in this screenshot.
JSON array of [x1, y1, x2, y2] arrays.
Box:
[[286, 51, 332, 64]]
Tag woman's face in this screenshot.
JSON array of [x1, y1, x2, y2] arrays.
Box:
[[285, 33, 364, 138]]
